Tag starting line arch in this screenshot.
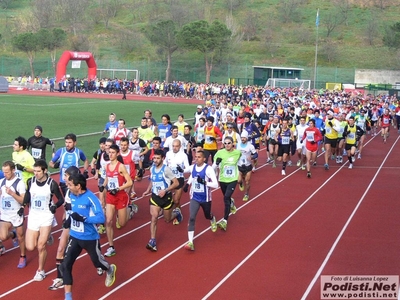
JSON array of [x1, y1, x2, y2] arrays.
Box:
[[56, 51, 97, 81]]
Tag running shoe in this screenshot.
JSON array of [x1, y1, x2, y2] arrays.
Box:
[[307, 172, 311, 178], [48, 278, 64, 290], [97, 224, 106, 234], [357, 153, 361, 159], [272, 162, 276, 168], [313, 161, 317, 166], [33, 270, 46, 281], [104, 247, 116, 257], [130, 203, 139, 214], [105, 264, 117, 287], [243, 194, 249, 202], [184, 242, 195, 251], [47, 234, 54, 246], [128, 205, 135, 220], [0, 244, 5, 256], [281, 170, 286, 176], [116, 217, 121, 229], [97, 268, 104, 276], [173, 208, 183, 223], [238, 182, 244, 191], [287, 160, 292, 167], [324, 164, 329, 170], [218, 219, 227, 231], [146, 239, 157, 252], [348, 163, 353, 169], [210, 216, 217, 232], [296, 160, 301, 167], [339, 156, 343, 163], [336, 157, 340, 164], [301, 165, 306, 171], [230, 198, 237, 214], [17, 256, 27, 268], [12, 230, 18, 247], [331, 154, 336, 160]]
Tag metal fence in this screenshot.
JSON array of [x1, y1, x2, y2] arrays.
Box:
[[0, 56, 356, 88]]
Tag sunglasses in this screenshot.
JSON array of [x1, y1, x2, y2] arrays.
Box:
[[224, 142, 232, 145]]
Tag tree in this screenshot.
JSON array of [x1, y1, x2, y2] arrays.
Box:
[[12, 32, 40, 78], [177, 20, 231, 83], [143, 20, 179, 83], [31, 0, 57, 29], [323, 8, 345, 38], [364, 13, 379, 46], [0, 0, 13, 9], [94, 0, 119, 29], [383, 22, 400, 49], [278, 0, 301, 23], [38, 28, 67, 75]]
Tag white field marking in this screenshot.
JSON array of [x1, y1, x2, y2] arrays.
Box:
[[0, 117, 195, 149], [300, 135, 400, 300]]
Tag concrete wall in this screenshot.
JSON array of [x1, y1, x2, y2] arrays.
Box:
[[355, 69, 400, 86]]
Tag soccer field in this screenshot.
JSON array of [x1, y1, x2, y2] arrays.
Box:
[[0, 94, 196, 166]]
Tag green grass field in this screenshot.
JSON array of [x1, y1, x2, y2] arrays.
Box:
[[0, 94, 197, 167]]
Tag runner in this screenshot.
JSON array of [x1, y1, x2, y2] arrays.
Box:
[[22, 159, 64, 281], [237, 131, 257, 201], [27, 125, 56, 161], [142, 149, 182, 252], [378, 108, 392, 143], [212, 136, 241, 231], [182, 150, 219, 251], [295, 116, 308, 170], [275, 118, 294, 176], [300, 119, 323, 178], [343, 116, 364, 169]]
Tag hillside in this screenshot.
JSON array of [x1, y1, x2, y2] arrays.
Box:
[[0, 0, 399, 84]]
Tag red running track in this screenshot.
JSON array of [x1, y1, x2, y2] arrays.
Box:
[[2, 90, 400, 299]]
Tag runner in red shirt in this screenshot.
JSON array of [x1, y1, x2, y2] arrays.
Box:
[[301, 119, 323, 178]]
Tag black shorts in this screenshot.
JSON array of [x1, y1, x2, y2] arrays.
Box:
[[268, 139, 277, 146], [149, 193, 174, 210], [254, 143, 260, 150], [324, 137, 337, 148], [278, 144, 290, 156], [175, 177, 185, 190], [345, 143, 356, 151], [238, 164, 253, 175]]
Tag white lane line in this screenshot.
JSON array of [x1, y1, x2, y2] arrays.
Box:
[[98, 163, 302, 299], [300, 135, 400, 300], [201, 134, 384, 299]]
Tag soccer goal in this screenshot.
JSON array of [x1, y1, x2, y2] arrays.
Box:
[[97, 68, 140, 81], [265, 78, 311, 90]]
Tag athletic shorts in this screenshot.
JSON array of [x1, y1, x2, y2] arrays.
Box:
[[149, 193, 174, 210], [0, 213, 24, 228], [278, 144, 290, 156], [253, 143, 260, 150], [324, 137, 337, 148], [345, 143, 356, 151], [175, 177, 185, 190], [27, 212, 56, 231], [238, 164, 253, 175], [106, 191, 129, 210]]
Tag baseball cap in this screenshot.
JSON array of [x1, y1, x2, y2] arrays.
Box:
[[327, 110, 334, 116], [197, 105, 202, 109], [35, 125, 43, 132]]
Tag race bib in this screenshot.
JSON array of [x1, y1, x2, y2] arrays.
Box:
[[152, 181, 164, 195], [2, 196, 19, 210], [15, 170, 22, 179], [282, 136, 290, 145], [107, 177, 120, 190], [32, 148, 42, 159], [32, 195, 46, 211], [306, 132, 315, 141], [193, 182, 204, 193], [223, 165, 236, 178], [205, 135, 213, 144], [383, 118, 389, 124], [125, 164, 130, 174], [348, 133, 355, 139], [325, 127, 332, 134], [71, 219, 84, 233]]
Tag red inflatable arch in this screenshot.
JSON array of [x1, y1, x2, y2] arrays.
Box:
[[56, 51, 97, 81]]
